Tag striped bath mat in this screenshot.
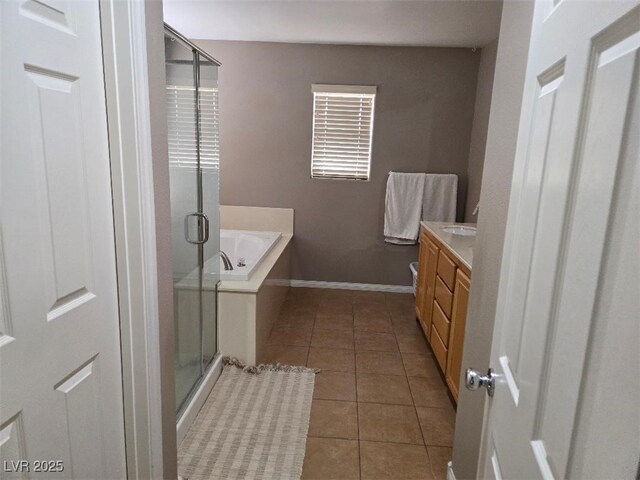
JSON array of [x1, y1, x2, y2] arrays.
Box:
[[178, 358, 319, 480]]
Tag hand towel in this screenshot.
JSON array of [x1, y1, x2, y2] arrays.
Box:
[[422, 174, 457, 222], [384, 173, 426, 245]]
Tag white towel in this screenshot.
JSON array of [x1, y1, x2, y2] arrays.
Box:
[[423, 174, 457, 222], [384, 173, 426, 245]]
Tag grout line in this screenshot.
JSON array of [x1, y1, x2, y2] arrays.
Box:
[[307, 434, 359, 441], [305, 306, 318, 367], [309, 435, 429, 447], [311, 398, 357, 404], [352, 307, 363, 480], [314, 397, 448, 410], [393, 302, 429, 450], [425, 445, 439, 480]]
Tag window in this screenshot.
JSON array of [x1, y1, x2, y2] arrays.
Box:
[[166, 85, 219, 170], [311, 84, 377, 180]]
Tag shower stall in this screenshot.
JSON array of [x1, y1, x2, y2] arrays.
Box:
[[164, 24, 222, 425]]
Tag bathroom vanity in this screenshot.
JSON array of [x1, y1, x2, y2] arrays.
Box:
[[415, 221, 475, 402]]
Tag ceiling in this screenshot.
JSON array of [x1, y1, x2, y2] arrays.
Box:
[[163, 0, 503, 48]]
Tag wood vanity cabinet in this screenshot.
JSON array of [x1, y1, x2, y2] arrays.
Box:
[[415, 226, 471, 402]]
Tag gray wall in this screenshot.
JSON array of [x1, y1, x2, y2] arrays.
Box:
[[195, 40, 481, 285], [452, 1, 534, 478], [464, 39, 498, 222]]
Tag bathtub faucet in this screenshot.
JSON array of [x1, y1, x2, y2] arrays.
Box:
[[219, 250, 234, 271]]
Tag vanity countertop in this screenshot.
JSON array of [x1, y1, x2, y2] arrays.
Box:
[[420, 221, 476, 271]]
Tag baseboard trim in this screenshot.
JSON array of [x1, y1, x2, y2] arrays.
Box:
[[447, 461, 456, 480], [290, 280, 413, 294]]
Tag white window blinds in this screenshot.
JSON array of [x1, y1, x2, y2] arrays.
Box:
[[311, 84, 376, 180], [167, 85, 219, 170]]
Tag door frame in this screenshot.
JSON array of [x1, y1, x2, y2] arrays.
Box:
[[100, 0, 174, 478]]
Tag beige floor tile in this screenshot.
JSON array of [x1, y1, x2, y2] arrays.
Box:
[[288, 292, 321, 307], [355, 351, 405, 376], [416, 407, 455, 446], [427, 446, 452, 480], [353, 302, 387, 316], [358, 403, 423, 444], [279, 300, 298, 313], [288, 286, 315, 297], [396, 333, 430, 354], [318, 301, 353, 316], [402, 353, 441, 378], [393, 321, 424, 337], [314, 371, 357, 401], [321, 289, 355, 303], [408, 377, 453, 409], [360, 441, 433, 480], [385, 292, 415, 306], [354, 312, 393, 333], [307, 348, 355, 372], [311, 329, 355, 350], [314, 314, 354, 332], [389, 308, 417, 321], [352, 291, 387, 304], [308, 400, 358, 439], [260, 345, 308, 366], [268, 326, 312, 346], [388, 301, 417, 314], [280, 299, 318, 316], [275, 313, 315, 330], [355, 331, 398, 352], [314, 288, 345, 302], [302, 437, 360, 480], [391, 314, 423, 336], [357, 373, 413, 405]]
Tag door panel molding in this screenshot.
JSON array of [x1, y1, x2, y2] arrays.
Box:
[[0, 235, 15, 347]]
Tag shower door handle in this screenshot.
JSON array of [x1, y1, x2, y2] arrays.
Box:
[[184, 212, 210, 244]]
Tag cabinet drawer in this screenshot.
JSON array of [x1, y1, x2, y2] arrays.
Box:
[[431, 324, 448, 373], [432, 300, 450, 347], [434, 275, 453, 317], [437, 250, 457, 290]]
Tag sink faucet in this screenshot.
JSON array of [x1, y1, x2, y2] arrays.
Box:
[[219, 250, 234, 271]]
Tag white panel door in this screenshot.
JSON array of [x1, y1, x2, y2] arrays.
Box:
[[477, 0, 640, 478], [0, 0, 127, 478]]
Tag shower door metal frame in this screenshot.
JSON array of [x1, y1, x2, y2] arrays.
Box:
[[164, 23, 221, 68]]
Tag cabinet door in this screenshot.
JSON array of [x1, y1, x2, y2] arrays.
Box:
[[446, 269, 471, 401], [417, 236, 439, 340], [415, 233, 429, 320]]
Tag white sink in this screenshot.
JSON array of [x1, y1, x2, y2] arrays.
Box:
[[441, 225, 477, 237]]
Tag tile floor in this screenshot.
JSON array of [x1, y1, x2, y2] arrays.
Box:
[[261, 288, 456, 480]]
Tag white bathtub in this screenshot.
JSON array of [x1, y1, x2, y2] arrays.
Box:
[[204, 229, 281, 281]]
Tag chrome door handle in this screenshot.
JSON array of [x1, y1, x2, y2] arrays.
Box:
[[465, 368, 496, 397], [184, 212, 209, 244]]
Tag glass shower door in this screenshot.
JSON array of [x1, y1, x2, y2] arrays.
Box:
[[165, 30, 220, 414], [199, 54, 220, 370], [166, 32, 201, 413]]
